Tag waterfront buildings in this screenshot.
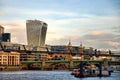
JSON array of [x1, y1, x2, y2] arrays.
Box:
[[50, 42, 94, 60], [0, 41, 116, 61], [51, 45, 67, 53], [39, 53, 49, 61], [0, 51, 20, 66], [20, 52, 36, 61], [26, 20, 47, 47]]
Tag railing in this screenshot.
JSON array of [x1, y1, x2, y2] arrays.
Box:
[[21, 60, 120, 66]]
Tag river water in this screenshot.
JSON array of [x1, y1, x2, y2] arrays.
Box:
[[0, 70, 120, 80]]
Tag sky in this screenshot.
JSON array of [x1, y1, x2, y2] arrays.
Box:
[[0, 0, 120, 52]]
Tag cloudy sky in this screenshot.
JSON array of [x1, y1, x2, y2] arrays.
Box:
[[0, 0, 120, 51]]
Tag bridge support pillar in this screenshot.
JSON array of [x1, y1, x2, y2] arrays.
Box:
[[79, 61, 84, 77], [103, 59, 108, 69], [98, 62, 102, 77], [41, 61, 46, 70], [69, 60, 73, 70]]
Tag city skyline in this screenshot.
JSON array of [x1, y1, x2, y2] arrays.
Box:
[[0, 0, 120, 51]]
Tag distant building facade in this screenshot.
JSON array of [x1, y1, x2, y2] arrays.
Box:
[[51, 45, 67, 53], [0, 25, 11, 42], [1, 33, 11, 42], [0, 51, 20, 66], [0, 25, 4, 42], [26, 20, 47, 47], [0, 25, 4, 34], [20, 52, 36, 61], [50, 42, 94, 60]]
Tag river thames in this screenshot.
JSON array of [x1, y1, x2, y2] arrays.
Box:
[[0, 70, 120, 80]]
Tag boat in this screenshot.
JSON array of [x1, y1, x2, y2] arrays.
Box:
[[71, 69, 80, 75], [71, 68, 111, 77]]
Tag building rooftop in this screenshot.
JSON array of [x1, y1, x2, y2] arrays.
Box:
[[26, 20, 47, 25]]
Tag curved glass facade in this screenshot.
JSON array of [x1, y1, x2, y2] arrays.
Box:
[[26, 20, 47, 46]]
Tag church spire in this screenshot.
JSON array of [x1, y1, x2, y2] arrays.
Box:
[[79, 41, 84, 60], [80, 41, 82, 47], [68, 40, 72, 47], [67, 40, 72, 53]]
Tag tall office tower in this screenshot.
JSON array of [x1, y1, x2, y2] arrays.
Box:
[[0, 25, 4, 34], [26, 20, 47, 46], [0, 25, 4, 42], [2, 33, 11, 42]]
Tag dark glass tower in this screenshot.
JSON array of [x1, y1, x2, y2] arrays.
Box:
[[1, 33, 11, 42]]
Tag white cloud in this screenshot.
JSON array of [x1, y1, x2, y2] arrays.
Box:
[[46, 31, 120, 51], [112, 26, 120, 33], [0, 12, 5, 16], [3, 7, 80, 17], [46, 15, 120, 40], [108, 41, 120, 47]]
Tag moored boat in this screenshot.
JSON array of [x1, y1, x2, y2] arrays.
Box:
[[71, 69, 80, 75]]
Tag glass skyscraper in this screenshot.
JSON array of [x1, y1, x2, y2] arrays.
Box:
[[26, 20, 47, 47], [0, 25, 4, 34], [0, 25, 4, 42], [1, 33, 11, 42]]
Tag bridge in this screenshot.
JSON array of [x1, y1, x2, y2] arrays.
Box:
[[21, 60, 120, 70], [21, 60, 120, 65], [0, 42, 120, 70]]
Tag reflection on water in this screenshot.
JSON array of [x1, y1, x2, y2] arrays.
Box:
[[0, 70, 120, 80]]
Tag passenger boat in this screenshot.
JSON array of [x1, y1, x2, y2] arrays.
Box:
[[71, 68, 111, 77]]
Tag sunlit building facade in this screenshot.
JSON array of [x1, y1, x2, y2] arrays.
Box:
[[26, 20, 47, 46], [0, 51, 20, 66]]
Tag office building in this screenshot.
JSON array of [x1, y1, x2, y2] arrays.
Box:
[[0, 25, 4, 34], [1, 33, 11, 42], [0, 51, 20, 66], [26, 20, 47, 46], [0, 26, 11, 42], [0, 25, 4, 42]]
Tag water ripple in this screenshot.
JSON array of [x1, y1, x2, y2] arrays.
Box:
[[0, 70, 120, 80]]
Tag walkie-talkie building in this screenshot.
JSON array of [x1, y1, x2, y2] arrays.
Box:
[[26, 20, 47, 46]]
